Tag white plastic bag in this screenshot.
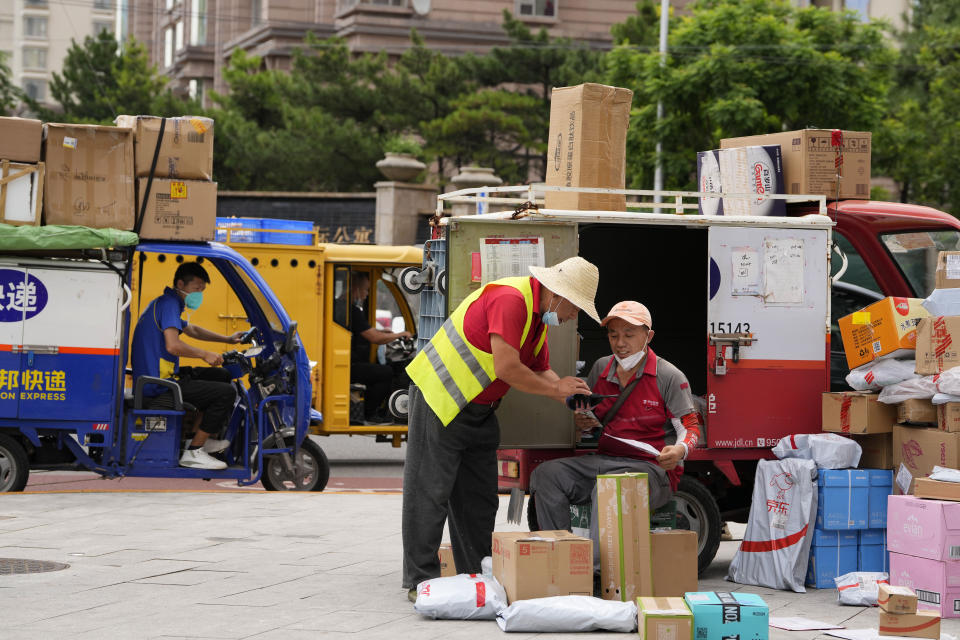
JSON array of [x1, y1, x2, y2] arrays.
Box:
[[935, 368, 960, 397], [772, 433, 861, 469], [845, 359, 918, 391], [930, 465, 960, 482], [877, 376, 938, 404], [414, 574, 507, 620], [496, 596, 637, 633], [835, 571, 889, 606], [932, 393, 960, 405], [727, 458, 818, 592], [923, 288, 960, 316]]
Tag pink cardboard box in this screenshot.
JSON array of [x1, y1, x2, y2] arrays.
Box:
[[890, 551, 960, 618], [887, 495, 960, 561]]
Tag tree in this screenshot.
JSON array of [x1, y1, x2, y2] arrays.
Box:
[[607, 0, 895, 190], [0, 52, 19, 115]]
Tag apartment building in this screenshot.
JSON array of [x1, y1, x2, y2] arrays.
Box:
[[1, 0, 116, 108]]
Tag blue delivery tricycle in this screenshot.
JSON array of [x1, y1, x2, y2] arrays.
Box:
[[0, 238, 326, 492]]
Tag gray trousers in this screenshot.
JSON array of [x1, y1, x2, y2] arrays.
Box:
[[529, 454, 673, 572], [401, 385, 500, 589]]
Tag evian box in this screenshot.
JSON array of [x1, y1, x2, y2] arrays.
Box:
[[889, 551, 960, 618], [697, 146, 785, 216], [887, 495, 960, 562]]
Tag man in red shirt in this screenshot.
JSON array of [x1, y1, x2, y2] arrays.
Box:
[[529, 301, 701, 556], [402, 257, 600, 601]]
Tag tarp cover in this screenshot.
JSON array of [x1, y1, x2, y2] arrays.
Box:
[[0, 224, 138, 250]]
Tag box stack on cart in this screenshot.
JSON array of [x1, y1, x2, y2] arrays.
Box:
[[0, 117, 44, 227]]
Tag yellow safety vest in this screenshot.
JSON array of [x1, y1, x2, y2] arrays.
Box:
[[406, 276, 548, 426]]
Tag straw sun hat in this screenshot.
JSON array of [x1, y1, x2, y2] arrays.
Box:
[[529, 257, 601, 324]]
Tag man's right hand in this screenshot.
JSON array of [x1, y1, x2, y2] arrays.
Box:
[[202, 351, 223, 367], [555, 376, 591, 399], [574, 411, 600, 432]]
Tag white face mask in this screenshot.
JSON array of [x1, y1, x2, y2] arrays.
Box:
[[615, 338, 649, 371]]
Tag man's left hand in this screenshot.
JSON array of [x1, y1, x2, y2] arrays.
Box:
[[657, 445, 685, 471], [228, 331, 246, 344]]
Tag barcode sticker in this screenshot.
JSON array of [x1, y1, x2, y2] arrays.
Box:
[[947, 254, 960, 280], [872, 341, 883, 354], [951, 545, 960, 559], [917, 589, 940, 605], [62, 136, 77, 149], [954, 599, 960, 613], [187, 131, 205, 144]]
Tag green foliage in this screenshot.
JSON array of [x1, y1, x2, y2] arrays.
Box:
[[383, 135, 424, 157], [0, 52, 20, 115]]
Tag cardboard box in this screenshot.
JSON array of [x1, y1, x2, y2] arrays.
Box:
[[597, 472, 652, 602], [136, 178, 216, 241], [544, 83, 632, 212], [890, 550, 960, 618], [491, 530, 592, 603], [115, 115, 214, 181], [914, 478, 960, 502], [817, 469, 869, 529], [438, 543, 455, 577], [898, 399, 937, 426], [868, 469, 894, 528], [838, 297, 929, 370], [806, 528, 858, 588], [935, 251, 960, 289], [878, 609, 940, 638], [887, 495, 960, 562], [697, 149, 723, 215], [684, 592, 768, 639], [893, 426, 960, 493], [859, 529, 888, 573], [916, 316, 960, 374], [650, 529, 698, 597], [0, 116, 42, 163], [637, 597, 693, 640], [1, 160, 43, 226], [938, 403, 960, 432], [852, 433, 894, 469], [42, 123, 135, 230], [878, 582, 918, 614], [720, 129, 871, 199], [822, 392, 896, 435], [718, 145, 786, 216]]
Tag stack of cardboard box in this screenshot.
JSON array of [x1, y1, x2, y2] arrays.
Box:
[[0, 117, 44, 226], [115, 115, 216, 241], [877, 583, 939, 638]]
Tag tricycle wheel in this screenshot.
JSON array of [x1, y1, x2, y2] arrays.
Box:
[[399, 267, 425, 294], [261, 437, 329, 492], [0, 433, 29, 493], [674, 476, 722, 574]]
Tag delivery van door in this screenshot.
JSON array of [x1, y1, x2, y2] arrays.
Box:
[[706, 224, 830, 448], [19, 265, 123, 421], [0, 267, 28, 418], [445, 217, 579, 448]]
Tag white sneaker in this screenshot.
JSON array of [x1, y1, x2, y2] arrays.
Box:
[[180, 448, 227, 470], [202, 438, 230, 454]]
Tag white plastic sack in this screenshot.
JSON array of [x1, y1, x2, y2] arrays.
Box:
[[727, 458, 818, 592], [835, 571, 889, 606], [923, 288, 960, 316], [414, 574, 507, 620], [933, 393, 960, 405], [772, 433, 861, 469], [845, 359, 918, 391], [934, 368, 960, 397], [496, 596, 637, 633], [930, 465, 960, 482], [877, 376, 938, 404]]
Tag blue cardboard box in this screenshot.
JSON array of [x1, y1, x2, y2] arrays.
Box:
[[817, 469, 869, 530], [858, 528, 888, 573], [806, 528, 859, 588], [867, 469, 893, 529], [684, 592, 768, 640]]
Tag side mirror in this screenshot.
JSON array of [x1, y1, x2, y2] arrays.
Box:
[[283, 321, 298, 354]]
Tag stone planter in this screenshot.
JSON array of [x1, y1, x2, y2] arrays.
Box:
[[376, 152, 426, 182], [449, 166, 503, 191]]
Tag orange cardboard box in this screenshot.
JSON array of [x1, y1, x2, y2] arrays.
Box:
[[838, 297, 928, 370]]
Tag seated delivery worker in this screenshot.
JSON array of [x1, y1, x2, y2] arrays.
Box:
[[131, 261, 246, 471], [529, 301, 701, 552], [402, 257, 601, 602]]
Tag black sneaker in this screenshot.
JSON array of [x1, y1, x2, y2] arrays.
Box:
[[364, 414, 394, 426]]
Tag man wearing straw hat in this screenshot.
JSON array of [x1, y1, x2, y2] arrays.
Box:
[[401, 256, 601, 601]]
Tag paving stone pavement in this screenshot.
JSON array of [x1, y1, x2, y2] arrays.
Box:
[[0, 491, 956, 639]]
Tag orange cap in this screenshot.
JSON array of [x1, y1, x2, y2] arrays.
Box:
[[601, 301, 652, 329]]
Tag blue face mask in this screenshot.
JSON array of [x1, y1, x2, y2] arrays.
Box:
[[179, 289, 203, 310], [542, 298, 562, 327]]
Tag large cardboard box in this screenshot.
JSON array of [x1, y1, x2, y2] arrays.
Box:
[[0, 117, 42, 163], [859, 528, 888, 573], [438, 543, 456, 577], [136, 178, 216, 241], [898, 399, 937, 426], [878, 583, 918, 614], [636, 597, 693, 640], [878, 609, 940, 638], [597, 472, 652, 602], [914, 478, 960, 502], [650, 529, 698, 597], [838, 297, 929, 369], [890, 551, 960, 619], [916, 316, 960, 374], [852, 433, 894, 469], [491, 530, 592, 603], [43, 123, 135, 229], [868, 469, 894, 528], [718, 145, 786, 216], [817, 469, 869, 529], [684, 592, 768, 639], [1, 160, 43, 226], [720, 129, 871, 199], [544, 83, 632, 212], [806, 528, 858, 588], [938, 403, 960, 433], [115, 115, 214, 181], [935, 251, 960, 289], [887, 495, 960, 562], [893, 426, 960, 493], [822, 392, 896, 435]]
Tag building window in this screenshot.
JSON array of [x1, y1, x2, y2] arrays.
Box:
[[845, 0, 869, 21], [517, 0, 555, 17], [93, 21, 113, 34], [370, 0, 406, 5], [23, 16, 48, 38], [164, 26, 173, 67], [115, 0, 128, 42], [22, 47, 46, 70], [251, 0, 262, 25], [93, 0, 112, 10], [188, 78, 203, 101], [24, 0, 49, 7], [165, 0, 174, 10], [174, 20, 183, 50], [189, 0, 206, 45], [22, 78, 46, 101]]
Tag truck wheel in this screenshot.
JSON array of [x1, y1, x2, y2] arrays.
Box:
[[261, 438, 330, 492], [674, 476, 722, 574], [399, 267, 425, 294], [0, 434, 29, 493]]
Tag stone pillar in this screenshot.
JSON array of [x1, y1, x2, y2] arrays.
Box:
[[375, 181, 438, 246], [447, 166, 503, 217]]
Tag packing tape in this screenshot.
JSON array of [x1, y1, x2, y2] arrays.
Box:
[[847, 470, 853, 527], [840, 396, 852, 433]]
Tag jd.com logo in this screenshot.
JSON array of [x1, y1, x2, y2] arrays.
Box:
[[0, 269, 48, 322]]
